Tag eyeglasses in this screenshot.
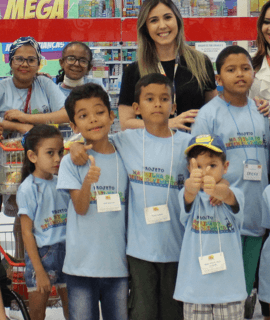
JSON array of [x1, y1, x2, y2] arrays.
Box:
[[64, 56, 90, 68], [12, 56, 39, 67]]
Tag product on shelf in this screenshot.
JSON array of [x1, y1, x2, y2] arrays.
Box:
[[6, 171, 21, 184], [2, 138, 23, 149]]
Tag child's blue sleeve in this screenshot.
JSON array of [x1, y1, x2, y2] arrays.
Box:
[[16, 186, 37, 220], [41, 77, 66, 112], [191, 110, 213, 137], [178, 187, 193, 227], [57, 155, 84, 191], [262, 186, 270, 229]]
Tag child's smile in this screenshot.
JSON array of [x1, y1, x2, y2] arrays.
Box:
[[71, 97, 114, 148]]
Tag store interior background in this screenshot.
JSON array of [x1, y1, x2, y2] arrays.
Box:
[[0, 0, 266, 133]]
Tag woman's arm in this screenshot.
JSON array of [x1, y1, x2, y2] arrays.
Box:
[[4, 108, 69, 125], [20, 215, 51, 294], [119, 105, 199, 131], [1, 120, 33, 134], [119, 105, 145, 130]]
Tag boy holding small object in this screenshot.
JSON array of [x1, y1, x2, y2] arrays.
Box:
[[174, 134, 247, 320]]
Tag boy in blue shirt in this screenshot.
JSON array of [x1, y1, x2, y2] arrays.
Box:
[[70, 73, 191, 319], [173, 134, 247, 319], [191, 45, 270, 307], [57, 83, 129, 320]]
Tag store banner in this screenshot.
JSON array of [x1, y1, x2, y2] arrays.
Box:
[[0, 0, 69, 19], [2, 42, 68, 54]]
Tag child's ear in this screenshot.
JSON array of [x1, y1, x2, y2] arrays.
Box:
[[171, 103, 177, 115], [133, 102, 141, 116], [27, 150, 37, 164], [215, 74, 223, 87], [223, 160, 229, 174], [70, 121, 80, 134], [109, 110, 115, 124]]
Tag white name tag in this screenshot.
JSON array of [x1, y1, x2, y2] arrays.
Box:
[[96, 193, 121, 212], [243, 163, 262, 181], [199, 252, 226, 275], [144, 204, 171, 225]]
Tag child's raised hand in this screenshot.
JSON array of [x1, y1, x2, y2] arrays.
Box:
[[85, 155, 101, 185], [203, 166, 216, 196], [35, 269, 51, 294], [185, 158, 202, 196]]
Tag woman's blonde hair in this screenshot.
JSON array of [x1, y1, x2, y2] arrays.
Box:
[[137, 0, 210, 92], [252, 1, 270, 71]]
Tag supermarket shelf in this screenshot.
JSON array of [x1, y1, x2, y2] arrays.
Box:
[[91, 46, 122, 50], [108, 91, 120, 94]]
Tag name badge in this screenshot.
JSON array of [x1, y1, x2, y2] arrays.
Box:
[[144, 204, 170, 225], [199, 252, 226, 275], [96, 194, 121, 213], [243, 163, 262, 181]]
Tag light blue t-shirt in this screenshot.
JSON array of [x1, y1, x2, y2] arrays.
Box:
[[57, 149, 129, 278], [0, 76, 66, 117], [191, 96, 269, 237], [111, 129, 191, 262], [17, 175, 69, 248], [258, 185, 270, 303], [173, 187, 247, 304], [58, 76, 105, 97]]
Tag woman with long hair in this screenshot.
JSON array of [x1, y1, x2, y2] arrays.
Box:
[[118, 0, 217, 131], [250, 1, 270, 101]]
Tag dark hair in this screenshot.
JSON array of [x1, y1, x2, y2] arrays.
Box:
[[65, 83, 111, 124], [56, 42, 93, 84], [216, 45, 252, 74], [253, 1, 270, 71], [187, 146, 226, 164], [134, 73, 174, 103], [21, 124, 62, 183]]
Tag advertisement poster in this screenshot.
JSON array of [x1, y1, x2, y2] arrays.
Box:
[[0, 0, 76, 77]]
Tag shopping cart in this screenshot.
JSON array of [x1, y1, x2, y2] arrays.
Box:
[[0, 139, 24, 195], [0, 227, 60, 319]]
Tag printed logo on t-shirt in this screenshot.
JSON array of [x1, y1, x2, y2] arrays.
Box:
[[192, 215, 235, 234], [41, 209, 67, 231], [129, 169, 184, 190], [90, 189, 125, 204], [225, 133, 267, 150]]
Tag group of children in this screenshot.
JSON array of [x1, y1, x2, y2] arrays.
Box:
[[3, 43, 270, 320]]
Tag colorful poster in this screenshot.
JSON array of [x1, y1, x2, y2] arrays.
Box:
[[0, 0, 69, 19]]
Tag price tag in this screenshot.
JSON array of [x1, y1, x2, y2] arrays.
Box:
[[144, 204, 170, 224], [96, 194, 121, 213], [199, 252, 226, 275], [243, 163, 262, 181]]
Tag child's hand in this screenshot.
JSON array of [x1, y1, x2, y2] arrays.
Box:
[[35, 269, 51, 294], [209, 196, 223, 206], [70, 142, 92, 166], [185, 158, 202, 196], [203, 166, 216, 196], [254, 96, 269, 116], [85, 155, 101, 185]]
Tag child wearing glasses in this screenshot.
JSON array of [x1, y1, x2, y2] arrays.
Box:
[[56, 41, 105, 97]]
